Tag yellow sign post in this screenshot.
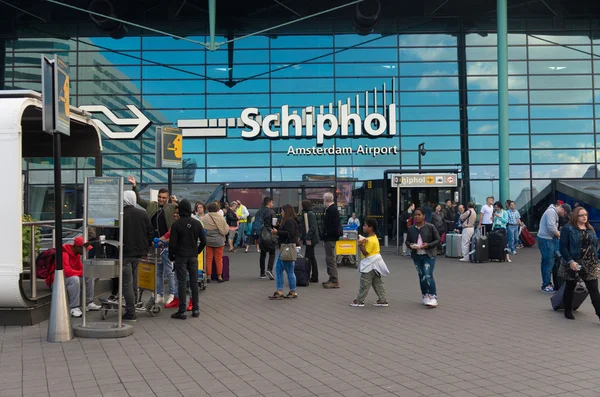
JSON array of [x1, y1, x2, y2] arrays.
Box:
[[156, 126, 183, 168]]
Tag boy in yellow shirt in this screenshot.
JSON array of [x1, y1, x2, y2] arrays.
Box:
[[350, 218, 389, 307]]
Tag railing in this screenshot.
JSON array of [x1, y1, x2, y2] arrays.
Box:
[[22, 219, 83, 299]]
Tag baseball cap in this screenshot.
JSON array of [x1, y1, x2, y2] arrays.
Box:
[[557, 200, 564, 205], [560, 203, 572, 216], [74, 236, 93, 251]]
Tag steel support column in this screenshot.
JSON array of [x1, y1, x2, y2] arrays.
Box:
[[209, 0, 216, 51], [497, 0, 510, 202], [457, 20, 471, 202]]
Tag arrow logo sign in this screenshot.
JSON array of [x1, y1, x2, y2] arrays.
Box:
[[79, 105, 151, 139]]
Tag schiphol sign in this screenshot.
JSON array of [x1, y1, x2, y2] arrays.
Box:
[[80, 79, 400, 157]]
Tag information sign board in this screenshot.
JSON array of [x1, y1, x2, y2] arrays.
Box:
[[86, 177, 122, 227], [156, 126, 183, 168], [41, 54, 70, 136], [391, 173, 458, 188]]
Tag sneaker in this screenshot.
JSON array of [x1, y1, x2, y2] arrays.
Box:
[[265, 270, 275, 280], [122, 313, 137, 322], [165, 294, 175, 305], [322, 282, 340, 289], [259, 274, 267, 279], [155, 294, 164, 304], [107, 295, 118, 304], [135, 301, 144, 309], [373, 300, 389, 307], [507, 258, 512, 263], [427, 295, 438, 307], [512, 251, 517, 256], [70, 307, 82, 318], [349, 300, 365, 307], [165, 298, 180, 309], [86, 302, 101, 311], [459, 257, 469, 262], [541, 285, 555, 294], [422, 295, 430, 306], [192, 310, 200, 318], [171, 311, 187, 320]]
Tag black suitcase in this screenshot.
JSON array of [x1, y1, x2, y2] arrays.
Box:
[[470, 234, 489, 263], [551, 281, 588, 311], [488, 229, 507, 261], [294, 256, 310, 287], [552, 254, 564, 291]]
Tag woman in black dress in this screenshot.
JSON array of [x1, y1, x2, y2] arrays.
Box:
[[558, 206, 600, 320]]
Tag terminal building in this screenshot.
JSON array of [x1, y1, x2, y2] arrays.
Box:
[[2, 0, 600, 238]]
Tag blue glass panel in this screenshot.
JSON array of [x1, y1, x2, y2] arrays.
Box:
[[103, 154, 142, 169], [532, 149, 595, 164], [401, 136, 460, 150], [271, 153, 335, 167], [469, 134, 530, 150], [183, 139, 206, 153], [79, 51, 141, 65], [271, 93, 334, 108], [530, 90, 593, 104], [400, 62, 458, 76], [207, 79, 268, 93], [78, 65, 141, 80], [271, 49, 334, 63], [143, 80, 204, 94], [400, 106, 459, 121], [400, 77, 458, 91], [153, 109, 206, 125], [465, 46, 527, 61], [529, 60, 592, 74], [207, 138, 270, 153], [143, 95, 205, 109], [207, 64, 269, 79], [532, 164, 595, 178], [530, 105, 593, 119], [529, 75, 592, 89], [336, 48, 398, 63], [528, 45, 591, 60], [400, 91, 459, 106], [466, 61, 527, 75], [270, 35, 333, 48], [335, 77, 395, 93], [335, 34, 398, 48], [207, 94, 269, 108], [142, 51, 204, 65], [142, 36, 206, 50], [335, 63, 398, 77], [399, 34, 457, 47], [401, 151, 461, 166], [467, 76, 527, 90], [142, 65, 204, 79], [207, 153, 269, 168], [270, 62, 333, 77], [273, 167, 335, 182], [181, 154, 206, 167], [84, 37, 141, 51], [271, 78, 334, 92], [531, 119, 593, 133], [531, 134, 595, 149], [402, 121, 460, 135], [399, 47, 457, 62], [208, 167, 269, 182]]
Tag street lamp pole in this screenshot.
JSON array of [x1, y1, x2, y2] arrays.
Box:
[[418, 142, 426, 173]]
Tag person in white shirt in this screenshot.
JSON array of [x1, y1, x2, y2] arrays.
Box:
[[478, 196, 494, 235], [348, 213, 360, 228]]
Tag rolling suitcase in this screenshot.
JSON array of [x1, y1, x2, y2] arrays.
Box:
[[488, 229, 507, 261], [445, 233, 463, 258], [552, 254, 564, 291], [520, 226, 535, 247], [211, 255, 230, 281], [294, 255, 310, 287], [470, 233, 489, 263], [551, 280, 588, 311]]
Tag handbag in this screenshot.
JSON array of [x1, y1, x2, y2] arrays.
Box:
[[280, 243, 297, 261], [304, 213, 309, 239]]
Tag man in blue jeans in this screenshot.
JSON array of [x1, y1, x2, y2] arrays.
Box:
[[537, 203, 571, 293], [506, 201, 523, 255]]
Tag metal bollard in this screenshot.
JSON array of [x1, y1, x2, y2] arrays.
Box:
[[30, 225, 37, 299]]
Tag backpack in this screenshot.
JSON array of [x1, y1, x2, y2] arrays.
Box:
[[251, 212, 264, 236], [36, 249, 55, 279]]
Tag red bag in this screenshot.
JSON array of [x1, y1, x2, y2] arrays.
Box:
[[406, 217, 413, 228], [520, 227, 535, 247], [36, 249, 55, 279]]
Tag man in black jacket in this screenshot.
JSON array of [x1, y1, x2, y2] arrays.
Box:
[[122, 191, 153, 321], [169, 199, 206, 319], [255, 197, 276, 280], [322, 192, 342, 289]]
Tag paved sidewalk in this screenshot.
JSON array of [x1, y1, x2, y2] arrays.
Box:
[[2, 245, 600, 397]]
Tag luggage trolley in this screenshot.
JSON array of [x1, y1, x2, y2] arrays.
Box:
[[100, 238, 162, 320], [336, 225, 360, 268]]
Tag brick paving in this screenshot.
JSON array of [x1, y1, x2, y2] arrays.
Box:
[[1, 245, 600, 397]]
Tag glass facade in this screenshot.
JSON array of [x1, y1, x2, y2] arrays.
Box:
[[3, 17, 600, 226]]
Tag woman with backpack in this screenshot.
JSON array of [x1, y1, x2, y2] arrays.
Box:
[[202, 202, 229, 283], [244, 216, 259, 253], [300, 200, 320, 283]]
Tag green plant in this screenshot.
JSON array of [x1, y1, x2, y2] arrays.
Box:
[[22, 214, 42, 263]]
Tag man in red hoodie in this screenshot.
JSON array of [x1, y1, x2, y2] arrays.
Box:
[[63, 236, 101, 317]]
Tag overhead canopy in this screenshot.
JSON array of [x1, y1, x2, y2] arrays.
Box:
[[0, 90, 102, 158]]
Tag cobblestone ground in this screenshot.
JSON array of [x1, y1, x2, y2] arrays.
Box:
[[1, 245, 600, 397]]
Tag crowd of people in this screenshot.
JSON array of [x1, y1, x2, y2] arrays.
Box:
[[47, 181, 599, 324]]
